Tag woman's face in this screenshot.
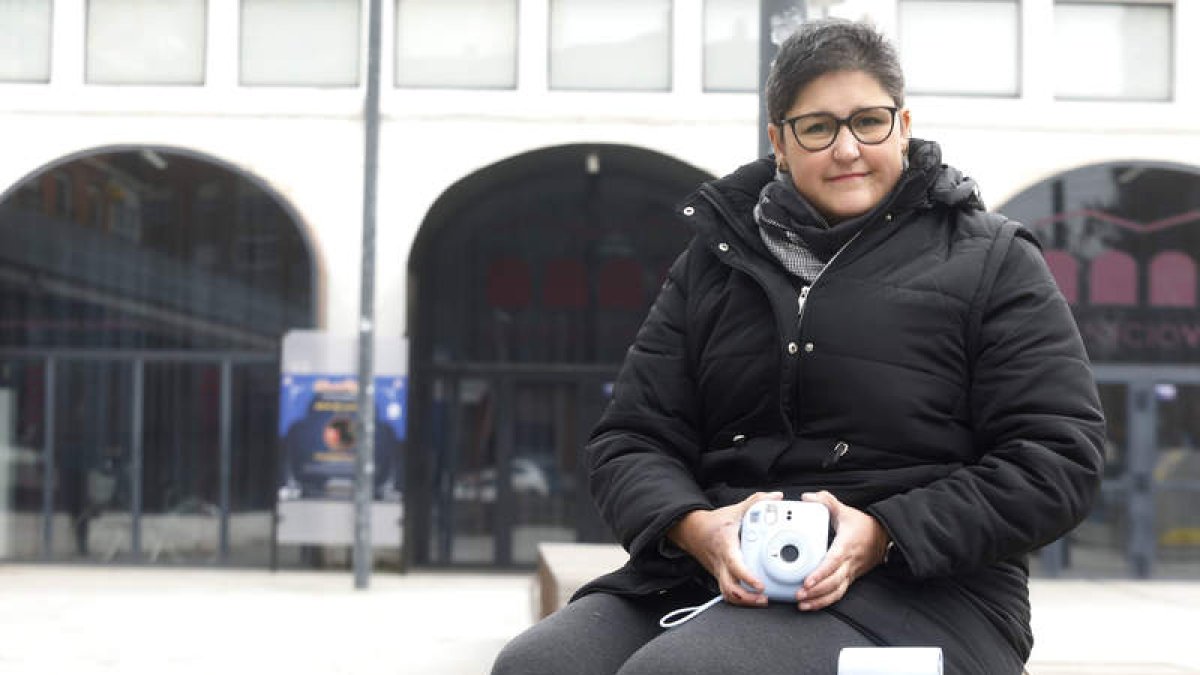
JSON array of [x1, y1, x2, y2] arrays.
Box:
[[768, 69, 911, 224]]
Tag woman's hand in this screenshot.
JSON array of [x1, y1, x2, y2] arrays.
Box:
[[667, 491, 783, 607], [795, 490, 891, 611]]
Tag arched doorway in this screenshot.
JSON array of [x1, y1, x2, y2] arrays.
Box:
[[999, 161, 1200, 579], [0, 146, 316, 565], [406, 144, 711, 568]]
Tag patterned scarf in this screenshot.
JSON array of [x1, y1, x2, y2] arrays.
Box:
[[753, 155, 921, 281]]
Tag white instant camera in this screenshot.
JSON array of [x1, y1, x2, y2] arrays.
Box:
[[739, 500, 830, 601]]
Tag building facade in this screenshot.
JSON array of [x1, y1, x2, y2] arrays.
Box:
[[0, 0, 1197, 577]]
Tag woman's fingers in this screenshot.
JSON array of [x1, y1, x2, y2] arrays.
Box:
[[715, 492, 781, 606], [726, 543, 764, 592], [798, 571, 849, 611], [794, 490, 893, 611], [798, 553, 848, 601], [740, 490, 784, 515], [800, 489, 840, 515]]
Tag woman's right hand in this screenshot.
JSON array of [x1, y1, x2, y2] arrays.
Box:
[[666, 491, 784, 607]]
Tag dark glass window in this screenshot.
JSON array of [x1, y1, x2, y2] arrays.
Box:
[[999, 163, 1200, 364], [409, 145, 707, 567], [421, 155, 694, 366], [0, 149, 313, 564]]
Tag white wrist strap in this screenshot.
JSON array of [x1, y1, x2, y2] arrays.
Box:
[[658, 595, 723, 629]]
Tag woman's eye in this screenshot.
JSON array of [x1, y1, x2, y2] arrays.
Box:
[[800, 120, 832, 136], [853, 115, 886, 129]]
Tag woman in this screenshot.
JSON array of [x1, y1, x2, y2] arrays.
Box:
[[492, 18, 1104, 675]]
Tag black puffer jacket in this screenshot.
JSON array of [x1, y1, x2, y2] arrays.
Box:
[[578, 140, 1105, 659]]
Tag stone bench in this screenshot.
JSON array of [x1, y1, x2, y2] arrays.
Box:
[[533, 542, 629, 619]]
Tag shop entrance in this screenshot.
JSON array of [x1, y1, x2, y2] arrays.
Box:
[[406, 145, 709, 567], [999, 161, 1200, 578], [0, 147, 315, 564]]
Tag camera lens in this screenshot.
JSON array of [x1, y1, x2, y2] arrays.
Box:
[[780, 544, 800, 563]]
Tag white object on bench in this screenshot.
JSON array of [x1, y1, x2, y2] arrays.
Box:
[[839, 647, 943, 675]]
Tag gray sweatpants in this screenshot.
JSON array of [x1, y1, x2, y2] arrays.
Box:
[[490, 590, 874, 675]]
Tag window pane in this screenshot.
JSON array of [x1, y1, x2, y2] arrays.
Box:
[[87, 0, 206, 85], [899, 0, 1019, 96], [550, 0, 671, 91], [0, 0, 52, 82], [998, 162, 1200, 364], [704, 0, 758, 92], [241, 0, 360, 87], [395, 0, 517, 89], [1054, 3, 1172, 100], [0, 149, 314, 565]]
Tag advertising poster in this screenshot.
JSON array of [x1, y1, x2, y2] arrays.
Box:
[[277, 373, 406, 502]]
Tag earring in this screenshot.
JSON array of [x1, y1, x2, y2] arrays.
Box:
[[777, 161, 789, 174]]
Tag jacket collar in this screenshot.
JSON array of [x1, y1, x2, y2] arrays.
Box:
[[685, 139, 982, 249]]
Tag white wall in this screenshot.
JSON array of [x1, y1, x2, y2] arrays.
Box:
[[2, 0, 1199, 341]]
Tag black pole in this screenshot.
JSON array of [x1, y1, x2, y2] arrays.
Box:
[[354, 0, 383, 590], [758, 1, 807, 158]]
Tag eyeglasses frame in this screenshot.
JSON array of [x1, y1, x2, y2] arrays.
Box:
[[778, 106, 901, 152]]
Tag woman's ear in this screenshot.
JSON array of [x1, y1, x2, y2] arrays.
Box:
[[767, 123, 785, 159], [767, 124, 789, 172], [899, 108, 913, 140]]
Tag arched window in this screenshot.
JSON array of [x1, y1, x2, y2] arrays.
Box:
[[1089, 250, 1138, 306], [0, 147, 315, 566], [408, 145, 709, 566], [1148, 251, 1197, 308], [998, 160, 1200, 365], [1043, 250, 1080, 304]]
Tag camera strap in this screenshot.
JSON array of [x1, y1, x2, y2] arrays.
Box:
[[658, 595, 723, 629]]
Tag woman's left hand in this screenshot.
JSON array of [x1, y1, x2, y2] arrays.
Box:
[[795, 490, 890, 611]]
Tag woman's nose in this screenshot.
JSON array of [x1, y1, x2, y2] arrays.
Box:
[[830, 127, 861, 162]]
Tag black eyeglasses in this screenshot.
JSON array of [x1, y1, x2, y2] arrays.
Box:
[[779, 106, 899, 152]]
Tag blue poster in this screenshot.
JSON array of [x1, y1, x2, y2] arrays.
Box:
[[277, 373, 406, 501]]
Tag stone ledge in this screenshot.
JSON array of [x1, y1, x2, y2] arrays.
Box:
[[533, 542, 628, 619]]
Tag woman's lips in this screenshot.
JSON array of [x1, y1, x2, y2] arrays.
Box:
[[828, 172, 868, 182]]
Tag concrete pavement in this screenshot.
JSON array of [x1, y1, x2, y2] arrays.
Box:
[[0, 565, 1197, 674]]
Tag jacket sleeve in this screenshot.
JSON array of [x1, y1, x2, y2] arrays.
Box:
[[587, 247, 713, 572], [867, 232, 1106, 578]]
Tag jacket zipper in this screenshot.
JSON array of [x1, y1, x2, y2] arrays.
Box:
[[796, 229, 863, 324], [696, 187, 878, 435]]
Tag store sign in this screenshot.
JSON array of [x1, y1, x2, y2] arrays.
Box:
[[1000, 164, 1200, 365]]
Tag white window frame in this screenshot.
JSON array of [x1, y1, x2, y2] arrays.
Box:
[[898, 0, 1022, 98], [0, 0, 54, 83], [547, 0, 674, 92], [238, 0, 362, 87], [393, 0, 519, 90], [702, 0, 759, 93], [1052, 0, 1174, 102], [85, 0, 209, 86]]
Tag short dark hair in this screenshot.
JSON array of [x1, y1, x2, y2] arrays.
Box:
[[766, 18, 905, 124]]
